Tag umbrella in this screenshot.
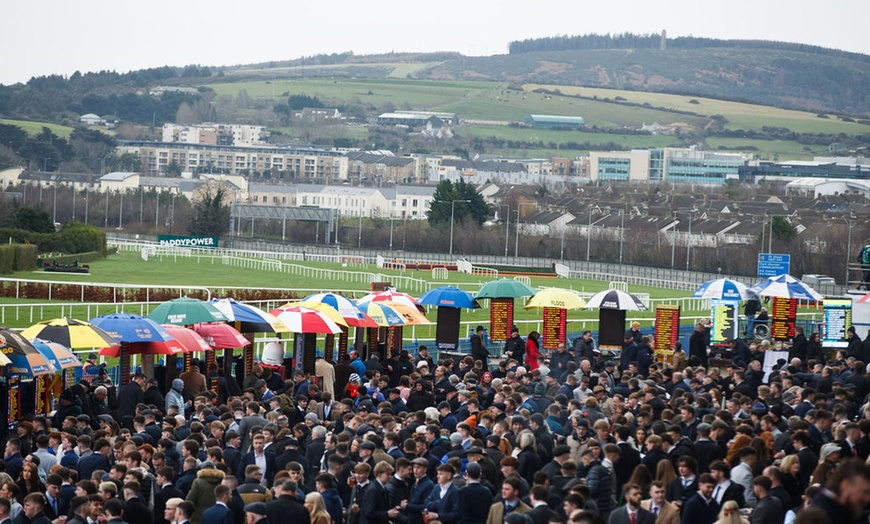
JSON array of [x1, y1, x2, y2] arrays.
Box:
[[357, 302, 408, 327], [358, 289, 425, 312], [692, 278, 754, 301], [31, 339, 81, 370], [475, 278, 537, 299], [418, 286, 480, 309], [90, 313, 178, 343], [525, 288, 588, 310], [378, 301, 431, 324], [584, 289, 648, 311], [749, 274, 824, 301], [282, 302, 349, 327], [192, 322, 251, 349], [21, 318, 117, 348], [148, 297, 229, 326], [269, 306, 344, 334], [160, 325, 212, 353], [98, 340, 187, 357], [0, 328, 54, 377], [301, 293, 379, 328], [209, 298, 290, 333]]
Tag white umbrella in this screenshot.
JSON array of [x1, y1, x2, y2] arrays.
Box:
[[692, 278, 754, 301]]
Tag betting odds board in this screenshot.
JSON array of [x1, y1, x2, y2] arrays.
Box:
[[489, 299, 514, 342], [711, 303, 738, 345], [542, 307, 567, 350], [823, 298, 852, 349], [770, 297, 797, 341], [654, 305, 680, 361]]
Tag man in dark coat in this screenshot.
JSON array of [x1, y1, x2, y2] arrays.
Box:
[[406, 459, 435, 524], [117, 374, 146, 427], [504, 327, 525, 363], [749, 477, 783, 524], [201, 486, 234, 524], [470, 326, 490, 370], [680, 474, 719, 524], [458, 463, 492, 524], [264, 480, 310, 524], [689, 323, 708, 367], [360, 463, 400, 524]]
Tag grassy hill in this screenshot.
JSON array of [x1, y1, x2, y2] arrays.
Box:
[[416, 47, 870, 118]]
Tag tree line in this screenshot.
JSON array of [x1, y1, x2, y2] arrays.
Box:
[[508, 33, 870, 64]]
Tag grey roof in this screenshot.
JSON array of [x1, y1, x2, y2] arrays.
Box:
[[440, 159, 527, 173], [100, 172, 139, 181], [345, 152, 414, 167], [20, 171, 95, 184], [140, 177, 181, 189], [249, 183, 295, 194]]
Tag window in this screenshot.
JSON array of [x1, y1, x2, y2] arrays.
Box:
[[253, 195, 259, 202], [412, 199, 418, 207]]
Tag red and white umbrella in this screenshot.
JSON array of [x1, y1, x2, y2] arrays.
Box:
[[161, 325, 212, 353], [301, 292, 379, 328], [192, 322, 251, 349], [269, 305, 344, 334], [99, 339, 187, 357], [358, 289, 425, 312]]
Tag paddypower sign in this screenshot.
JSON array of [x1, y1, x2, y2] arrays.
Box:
[[157, 235, 219, 248]]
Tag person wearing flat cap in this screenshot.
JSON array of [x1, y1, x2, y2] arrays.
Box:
[[471, 325, 491, 371], [243, 502, 269, 524]]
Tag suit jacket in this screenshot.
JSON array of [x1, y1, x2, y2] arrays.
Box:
[[680, 494, 719, 524], [237, 415, 270, 452], [527, 504, 558, 524], [407, 477, 436, 524], [76, 451, 109, 483], [666, 477, 698, 504], [607, 506, 656, 524], [201, 503, 233, 524], [694, 440, 724, 473], [485, 500, 531, 524], [716, 481, 746, 508], [265, 495, 310, 524], [155, 484, 184, 524], [236, 451, 277, 486], [360, 480, 391, 524], [425, 484, 462, 524], [459, 483, 494, 524], [641, 499, 679, 524]]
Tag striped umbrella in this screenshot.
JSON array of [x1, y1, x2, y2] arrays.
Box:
[[0, 328, 55, 378], [358, 289, 425, 312], [209, 298, 290, 333], [357, 302, 408, 327], [583, 289, 648, 311], [31, 339, 82, 370], [692, 278, 753, 301], [749, 274, 823, 301], [160, 325, 212, 353], [269, 305, 344, 334], [301, 293, 379, 328]]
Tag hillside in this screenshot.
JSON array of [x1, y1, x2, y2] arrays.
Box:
[[415, 47, 870, 117]]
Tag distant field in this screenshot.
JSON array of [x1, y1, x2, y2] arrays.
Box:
[[457, 125, 682, 151], [0, 250, 706, 333], [1, 119, 75, 138], [704, 137, 827, 160], [529, 83, 870, 136]]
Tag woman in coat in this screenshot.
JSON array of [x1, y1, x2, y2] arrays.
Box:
[[516, 431, 542, 486], [525, 332, 541, 371]]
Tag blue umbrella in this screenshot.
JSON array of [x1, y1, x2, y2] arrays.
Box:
[[692, 278, 753, 301], [89, 313, 176, 343], [749, 274, 823, 301], [418, 286, 480, 309]]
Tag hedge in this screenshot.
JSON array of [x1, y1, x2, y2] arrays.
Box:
[[0, 223, 106, 256], [0, 244, 39, 274]]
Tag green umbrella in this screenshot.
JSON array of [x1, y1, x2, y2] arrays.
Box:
[[475, 278, 537, 299], [148, 297, 229, 326]]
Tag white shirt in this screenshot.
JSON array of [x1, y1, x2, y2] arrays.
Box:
[[254, 452, 267, 485], [713, 480, 731, 503]]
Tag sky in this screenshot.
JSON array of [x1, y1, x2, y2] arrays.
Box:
[[3, 0, 869, 86]]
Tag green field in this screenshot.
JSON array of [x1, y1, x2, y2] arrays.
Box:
[[457, 125, 682, 151], [1, 119, 76, 138], [0, 250, 709, 335], [531, 84, 870, 136]]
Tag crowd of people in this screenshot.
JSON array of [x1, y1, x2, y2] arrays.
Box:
[[2, 323, 870, 524]]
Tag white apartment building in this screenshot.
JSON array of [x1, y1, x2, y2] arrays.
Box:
[[162, 123, 269, 146]]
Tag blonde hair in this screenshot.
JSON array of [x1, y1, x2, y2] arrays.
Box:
[[305, 492, 330, 521], [780, 454, 799, 474], [716, 501, 743, 524]]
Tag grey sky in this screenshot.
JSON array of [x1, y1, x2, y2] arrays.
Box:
[[2, 0, 867, 86]]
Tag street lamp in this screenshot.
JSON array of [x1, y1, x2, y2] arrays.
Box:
[[389, 215, 395, 251], [498, 204, 510, 258], [845, 215, 856, 286], [514, 202, 538, 258], [586, 207, 593, 262], [449, 199, 471, 255], [618, 209, 625, 265]]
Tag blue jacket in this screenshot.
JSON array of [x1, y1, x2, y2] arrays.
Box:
[[201, 503, 233, 524], [76, 451, 108, 483], [350, 358, 366, 378], [424, 484, 461, 524], [321, 488, 343, 524], [406, 477, 435, 524]]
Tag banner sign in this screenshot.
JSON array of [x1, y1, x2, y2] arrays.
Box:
[[157, 235, 219, 248]]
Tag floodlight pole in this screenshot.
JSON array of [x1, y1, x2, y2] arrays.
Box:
[[449, 199, 470, 256]]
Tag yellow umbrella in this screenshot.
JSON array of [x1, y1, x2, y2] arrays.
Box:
[[0, 352, 11, 366], [282, 301, 349, 327], [525, 288, 587, 310], [379, 301, 432, 325]]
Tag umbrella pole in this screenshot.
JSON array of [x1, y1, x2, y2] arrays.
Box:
[[142, 355, 155, 381]]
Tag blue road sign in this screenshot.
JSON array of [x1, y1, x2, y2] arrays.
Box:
[[757, 253, 791, 278]]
